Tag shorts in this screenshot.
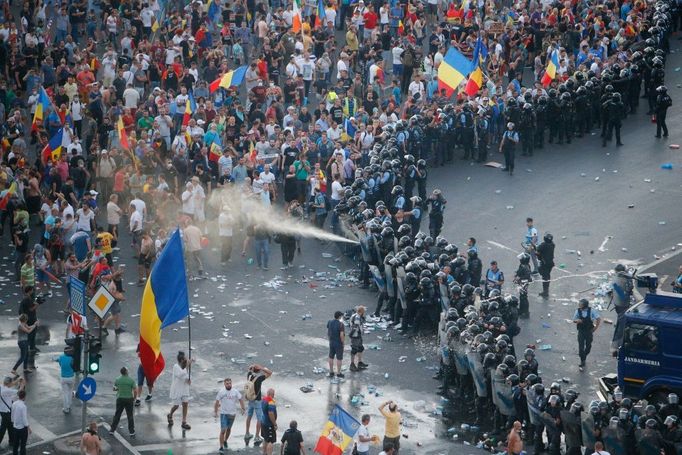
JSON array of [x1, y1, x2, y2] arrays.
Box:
[[328, 343, 344, 360], [50, 245, 64, 260], [383, 436, 400, 452], [172, 395, 190, 405], [247, 400, 263, 420], [110, 300, 121, 315], [220, 414, 236, 430], [36, 268, 49, 283], [138, 255, 153, 268], [261, 425, 276, 443], [137, 364, 155, 388], [350, 337, 364, 356]]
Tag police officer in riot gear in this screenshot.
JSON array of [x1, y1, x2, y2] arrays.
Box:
[[603, 92, 626, 147], [610, 263, 633, 355], [427, 189, 446, 238], [514, 253, 532, 318], [573, 298, 602, 370], [536, 233, 555, 299], [459, 104, 476, 160], [655, 85, 672, 138], [519, 103, 536, 156]]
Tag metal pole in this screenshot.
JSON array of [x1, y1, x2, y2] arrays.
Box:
[[81, 329, 90, 433]]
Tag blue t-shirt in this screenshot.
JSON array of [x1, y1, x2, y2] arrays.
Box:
[[72, 231, 90, 261], [326, 319, 344, 345], [260, 397, 277, 427], [58, 353, 75, 378]]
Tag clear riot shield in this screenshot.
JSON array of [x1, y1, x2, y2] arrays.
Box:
[[369, 265, 386, 293], [358, 230, 372, 263], [491, 372, 515, 417], [635, 428, 663, 455], [466, 350, 487, 398], [454, 343, 470, 376], [540, 411, 558, 431], [602, 425, 626, 455], [371, 235, 383, 266], [560, 410, 583, 449], [526, 391, 542, 426], [581, 413, 597, 450], [439, 283, 450, 311], [395, 266, 407, 309], [385, 264, 395, 297]]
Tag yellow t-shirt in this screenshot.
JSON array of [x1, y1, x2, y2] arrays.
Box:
[[97, 232, 114, 254], [380, 409, 401, 438]]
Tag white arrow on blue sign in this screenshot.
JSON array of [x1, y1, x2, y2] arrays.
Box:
[[77, 377, 97, 402]]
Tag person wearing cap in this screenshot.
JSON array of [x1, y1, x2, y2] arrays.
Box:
[[573, 298, 601, 370]]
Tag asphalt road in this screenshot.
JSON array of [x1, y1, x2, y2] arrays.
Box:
[[1, 54, 682, 455]]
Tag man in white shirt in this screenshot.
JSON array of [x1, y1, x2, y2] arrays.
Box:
[[260, 165, 276, 198], [123, 83, 140, 109], [129, 204, 143, 255], [355, 414, 374, 455], [591, 441, 611, 455], [0, 376, 23, 446], [218, 151, 233, 178], [75, 204, 95, 232], [213, 378, 245, 454], [181, 182, 196, 217], [11, 390, 30, 454]]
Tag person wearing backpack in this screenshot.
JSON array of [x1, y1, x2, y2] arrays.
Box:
[[243, 364, 272, 447]]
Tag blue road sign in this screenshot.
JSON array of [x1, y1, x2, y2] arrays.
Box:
[[77, 377, 97, 402]]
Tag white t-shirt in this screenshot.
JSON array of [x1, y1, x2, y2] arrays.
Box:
[[0, 386, 18, 413], [392, 47, 404, 65], [215, 387, 242, 415], [130, 198, 146, 217], [181, 189, 195, 215], [129, 210, 143, 232], [76, 209, 95, 232], [356, 424, 371, 452], [123, 88, 140, 109], [169, 363, 190, 399], [260, 172, 276, 186], [218, 212, 233, 237], [331, 180, 343, 201]]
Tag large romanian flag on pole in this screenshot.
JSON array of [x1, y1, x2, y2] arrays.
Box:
[[292, 0, 303, 33], [314, 405, 361, 455], [139, 229, 189, 383], [541, 48, 559, 87], [209, 66, 248, 93], [465, 37, 488, 96], [437, 47, 472, 97]]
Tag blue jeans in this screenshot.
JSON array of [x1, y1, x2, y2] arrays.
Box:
[[13, 340, 29, 372], [254, 239, 270, 268]]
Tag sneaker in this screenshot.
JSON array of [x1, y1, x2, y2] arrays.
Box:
[[358, 362, 369, 368], [349, 364, 359, 372], [109, 430, 116, 435], [336, 373, 345, 378], [145, 394, 153, 402], [254, 436, 264, 445], [181, 422, 191, 430], [114, 327, 126, 335], [219, 449, 225, 454], [244, 433, 253, 445], [224, 442, 228, 450], [130, 431, 136, 438], [327, 372, 335, 378], [134, 399, 141, 407]]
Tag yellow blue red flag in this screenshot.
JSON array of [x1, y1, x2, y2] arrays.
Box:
[[139, 229, 189, 383], [437, 47, 472, 97], [314, 405, 361, 455]]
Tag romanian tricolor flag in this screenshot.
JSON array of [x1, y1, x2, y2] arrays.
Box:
[[465, 37, 488, 96], [41, 128, 71, 163], [209, 66, 248, 93], [139, 229, 189, 384], [541, 48, 559, 87], [182, 93, 197, 127], [32, 87, 51, 132], [0, 182, 17, 210], [314, 405, 361, 455], [437, 47, 472, 97], [209, 141, 222, 162], [314, 0, 326, 28], [398, 20, 404, 35], [292, 0, 303, 33], [206, 0, 219, 22], [117, 116, 130, 150]]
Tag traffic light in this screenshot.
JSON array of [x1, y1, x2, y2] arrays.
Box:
[[88, 338, 102, 374], [70, 337, 82, 373]]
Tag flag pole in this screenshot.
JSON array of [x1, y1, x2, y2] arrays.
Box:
[[180, 225, 192, 380]]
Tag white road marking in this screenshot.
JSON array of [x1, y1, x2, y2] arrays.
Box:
[[598, 236, 611, 252], [27, 417, 57, 440], [486, 240, 520, 253], [638, 246, 682, 273]]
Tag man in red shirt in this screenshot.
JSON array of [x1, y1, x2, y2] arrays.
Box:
[[363, 7, 378, 42]]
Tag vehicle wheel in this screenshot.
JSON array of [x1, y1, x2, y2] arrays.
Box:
[[647, 389, 670, 407]]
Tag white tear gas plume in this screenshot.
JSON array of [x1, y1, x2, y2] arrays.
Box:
[[209, 186, 359, 244]]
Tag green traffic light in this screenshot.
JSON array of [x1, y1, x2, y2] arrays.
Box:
[[89, 362, 99, 372]]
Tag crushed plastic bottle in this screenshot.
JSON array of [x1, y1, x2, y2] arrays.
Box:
[[301, 313, 312, 320], [540, 344, 552, 351]]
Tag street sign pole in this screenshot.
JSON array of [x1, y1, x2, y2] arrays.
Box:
[[81, 329, 89, 434]]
